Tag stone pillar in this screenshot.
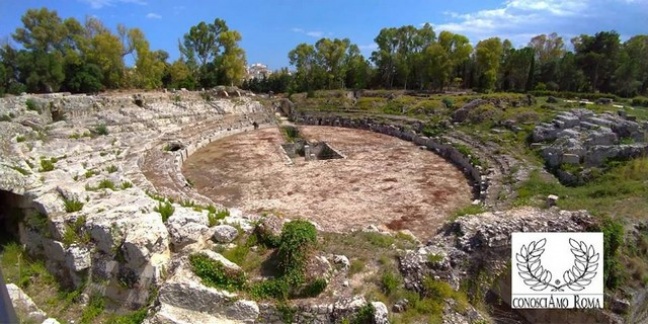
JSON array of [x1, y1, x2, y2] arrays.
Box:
[[304, 145, 310, 160]]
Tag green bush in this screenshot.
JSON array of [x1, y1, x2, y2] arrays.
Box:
[[380, 270, 401, 296], [97, 179, 116, 190], [299, 278, 327, 297], [80, 294, 105, 324], [106, 165, 118, 173], [94, 123, 109, 136], [249, 278, 290, 300], [120, 181, 133, 189], [277, 220, 317, 279], [63, 198, 84, 213], [154, 201, 175, 222], [347, 303, 375, 324], [207, 207, 229, 227], [189, 253, 247, 291], [39, 158, 55, 172], [16, 135, 26, 142], [25, 99, 40, 112], [442, 97, 454, 108]]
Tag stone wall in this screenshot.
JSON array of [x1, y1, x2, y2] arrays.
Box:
[[292, 113, 489, 202]]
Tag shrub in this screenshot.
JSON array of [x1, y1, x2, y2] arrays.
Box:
[[97, 179, 116, 190], [189, 253, 246, 291], [85, 170, 98, 178], [442, 97, 454, 108], [16, 135, 26, 142], [94, 123, 108, 136], [80, 294, 105, 324], [120, 181, 133, 189], [249, 279, 290, 300], [63, 198, 84, 213], [25, 99, 40, 112], [277, 220, 317, 279], [347, 303, 375, 324], [39, 158, 55, 172], [299, 278, 327, 297], [207, 207, 229, 227], [154, 201, 175, 222], [106, 165, 118, 173], [380, 270, 401, 296]]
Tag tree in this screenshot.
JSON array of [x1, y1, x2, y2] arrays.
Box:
[[288, 43, 320, 93], [218, 30, 246, 86], [128, 28, 165, 89], [344, 44, 371, 89], [572, 31, 621, 93], [167, 59, 196, 90], [475, 37, 503, 92], [371, 27, 399, 88], [315, 38, 350, 89], [614, 35, 648, 96]]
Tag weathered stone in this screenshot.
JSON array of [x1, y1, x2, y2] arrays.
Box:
[[65, 245, 91, 271], [212, 225, 239, 243], [333, 255, 350, 269], [371, 301, 389, 324], [6, 283, 48, 323], [225, 300, 260, 321], [166, 209, 210, 249], [547, 195, 559, 207]]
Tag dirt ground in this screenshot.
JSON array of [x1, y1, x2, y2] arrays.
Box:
[[182, 126, 472, 239]]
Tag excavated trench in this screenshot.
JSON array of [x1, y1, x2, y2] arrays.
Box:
[[182, 125, 473, 238]]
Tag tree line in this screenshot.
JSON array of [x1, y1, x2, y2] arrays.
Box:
[[0, 8, 247, 96], [2, 8, 647, 98], [279, 25, 648, 97]]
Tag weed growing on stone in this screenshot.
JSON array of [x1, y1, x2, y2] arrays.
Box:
[[25, 99, 40, 112], [189, 253, 247, 291], [10, 165, 31, 175], [106, 165, 118, 173], [93, 123, 108, 136], [120, 181, 133, 189], [349, 259, 366, 276], [154, 201, 175, 222], [39, 158, 55, 172], [63, 197, 84, 213]]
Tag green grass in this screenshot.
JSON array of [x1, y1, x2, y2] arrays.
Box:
[[189, 253, 247, 291], [16, 135, 26, 142], [61, 216, 91, 247], [154, 201, 175, 222], [349, 259, 366, 276], [93, 124, 109, 136], [0, 242, 54, 289], [63, 198, 84, 213], [106, 165, 118, 173], [97, 179, 116, 190], [9, 165, 31, 175], [451, 204, 485, 219], [207, 207, 229, 227], [39, 158, 55, 172], [25, 99, 40, 112], [85, 170, 98, 178], [79, 294, 105, 324], [120, 181, 133, 189]]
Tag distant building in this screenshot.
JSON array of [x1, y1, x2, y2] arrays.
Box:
[[246, 63, 271, 80]]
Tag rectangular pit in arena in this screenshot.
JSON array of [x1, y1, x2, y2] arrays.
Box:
[[280, 141, 344, 161]]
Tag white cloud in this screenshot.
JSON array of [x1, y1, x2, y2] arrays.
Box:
[[146, 12, 162, 19], [426, 0, 600, 45], [292, 28, 325, 38], [79, 0, 147, 9]]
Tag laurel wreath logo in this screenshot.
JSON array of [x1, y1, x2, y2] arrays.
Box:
[[516, 238, 599, 292]]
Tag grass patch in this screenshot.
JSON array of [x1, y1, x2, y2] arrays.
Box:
[[16, 135, 26, 142], [451, 204, 485, 219], [39, 158, 55, 172], [63, 197, 84, 213], [207, 207, 229, 227], [79, 294, 105, 324], [0, 242, 54, 289], [120, 181, 133, 189], [106, 165, 118, 173], [349, 259, 366, 276], [85, 170, 98, 178], [25, 99, 40, 112], [61, 216, 91, 247], [154, 201, 175, 222], [93, 123, 109, 136], [189, 253, 247, 291], [9, 165, 31, 175]]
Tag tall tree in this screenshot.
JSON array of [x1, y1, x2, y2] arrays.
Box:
[[288, 43, 320, 93], [475, 37, 503, 92], [572, 31, 621, 93], [218, 30, 246, 86]]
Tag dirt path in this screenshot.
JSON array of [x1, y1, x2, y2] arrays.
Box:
[[182, 126, 472, 239]]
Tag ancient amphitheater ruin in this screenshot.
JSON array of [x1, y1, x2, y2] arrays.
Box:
[[0, 90, 645, 324]]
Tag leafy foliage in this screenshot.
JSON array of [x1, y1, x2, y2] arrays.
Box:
[[189, 253, 247, 291]]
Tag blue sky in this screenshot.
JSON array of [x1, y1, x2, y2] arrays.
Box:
[[1, 0, 647, 70]]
